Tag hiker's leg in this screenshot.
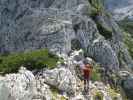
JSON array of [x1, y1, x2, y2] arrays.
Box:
[[84, 79, 89, 93], [84, 79, 86, 91], [87, 77, 90, 93], [86, 79, 89, 94]]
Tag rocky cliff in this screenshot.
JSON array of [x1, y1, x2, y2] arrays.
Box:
[[0, 0, 133, 70], [0, 0, 133, 99], [105, 0, 133, 20]]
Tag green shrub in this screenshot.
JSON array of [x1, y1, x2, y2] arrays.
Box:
[[118, 18, 133, 59], [91, 68, 101, 81], [88, 0, 113, 39], [91, 64, 102, 81], [0, 49, 59, 74], [118, 19, 133, 36], [123, 32, 133, 59], [50, 86, 60, 95], [93, 91, 103, 100], [89, 0, 103, 10], [89, 0, 104, 16], [107, 86, 121, 100], [51, 86, 68, 100]]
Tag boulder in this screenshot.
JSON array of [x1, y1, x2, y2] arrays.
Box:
[[0, 67, 55, 100], [42, 67, 77, 95], [0, 67, 35, 100], [122, 76, 133, 99]]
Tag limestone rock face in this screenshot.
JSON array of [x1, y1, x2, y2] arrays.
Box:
[[122, 76, 133, 99], [0, 67, 35, 100], [41, 67, 77, 95], [0, 0, 76, 54], [105, 0, 133, 20], [0, 0, 90, 54], [0, 0, 133, 97], [0, 51, 123, 100], [91, 12, 133, 70], [0, 67, 58, 100], [0, 0, 125, 70], [71, 15, 119, 70]]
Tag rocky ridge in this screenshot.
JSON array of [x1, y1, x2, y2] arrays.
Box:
[[0, 0, 133, 99], [0, 50, 122, 100]]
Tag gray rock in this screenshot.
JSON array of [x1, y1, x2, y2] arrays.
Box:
[[0, 67, 35, 100], [42, 67, 77, 95], [0, 0, 133, 73], [122, 76, 133, 99], [92, 13, 133, 70], [0, 67, 53, 100], [104, 0, 133, 20], [0, 53, 124, 100], [72, 14, 120, 70], [0, 0, 121, 71], [0, 0, 76, 54]]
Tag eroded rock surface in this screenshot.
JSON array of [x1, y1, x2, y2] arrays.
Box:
[[0, 0, 133, 99], [0, 0, 126, 70], [0, 51, 123, 100], [105, 0, 133, 20], [0, 67, 35, 100]]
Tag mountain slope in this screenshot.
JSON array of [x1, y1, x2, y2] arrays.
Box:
[[0, 0, 133, 99], [105, 0, 133, 20], [0, 0, 133, 77]]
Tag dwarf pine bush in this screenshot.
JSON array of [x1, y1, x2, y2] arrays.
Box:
[[0, 49, 59, 74]]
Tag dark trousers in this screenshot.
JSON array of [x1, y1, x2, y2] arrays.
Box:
[[84, 77, 90, 94]]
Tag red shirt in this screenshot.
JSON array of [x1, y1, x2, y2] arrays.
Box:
[[83, 64, 92, 79]]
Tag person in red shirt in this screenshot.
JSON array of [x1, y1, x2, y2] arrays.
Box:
[[81, 60, 93, 93]]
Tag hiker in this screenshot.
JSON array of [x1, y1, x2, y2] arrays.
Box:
[[81, 58, 93, 93]]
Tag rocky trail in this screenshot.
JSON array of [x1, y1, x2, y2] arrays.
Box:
[[0, 50, 123, 100]]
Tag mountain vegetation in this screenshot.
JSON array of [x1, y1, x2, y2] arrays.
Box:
[[0, 49, 58, 74]]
